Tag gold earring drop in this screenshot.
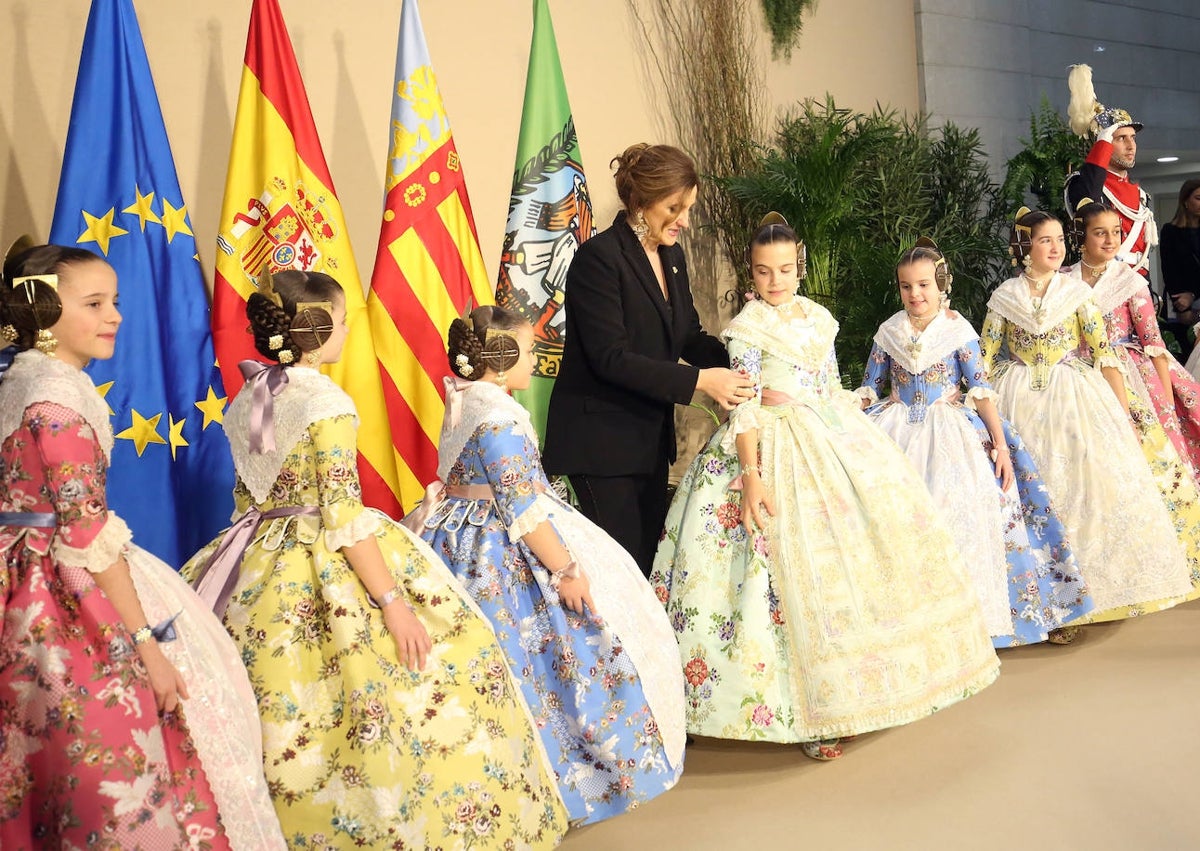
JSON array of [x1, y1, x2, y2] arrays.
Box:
[[34, 329, 58, 354]]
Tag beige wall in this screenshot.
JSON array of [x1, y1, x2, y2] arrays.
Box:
[[0, 0, 917, 291]]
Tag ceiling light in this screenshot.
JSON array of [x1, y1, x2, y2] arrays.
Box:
[[1157, 156, 1180, 163]]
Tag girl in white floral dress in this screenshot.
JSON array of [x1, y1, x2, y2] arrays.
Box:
[[650, 217, 999, 761], [182, 270, 567, 850]]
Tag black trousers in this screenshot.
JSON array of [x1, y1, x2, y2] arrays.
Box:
[[571, 453, 670, 578]]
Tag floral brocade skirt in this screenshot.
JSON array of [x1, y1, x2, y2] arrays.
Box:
[[650, 400, 1000, 743], [182, 508, 567, 849]]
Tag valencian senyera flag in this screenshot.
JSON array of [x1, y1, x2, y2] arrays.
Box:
[[49, 0, 235, 566], [213, 0, 403, 516], [367, 0, 493, 509], [494, 0, 595, 442]]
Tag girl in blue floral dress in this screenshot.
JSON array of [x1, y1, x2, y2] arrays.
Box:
[[408, 306, 686, 825], [859, 241, 1092, 646]]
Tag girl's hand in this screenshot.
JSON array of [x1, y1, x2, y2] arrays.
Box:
[[137, 641, 189, 714], [741, 477, 775, 536], [383, 603, 432, 672], [557, 571, 596, 616], [992, 445, 1014, 492]]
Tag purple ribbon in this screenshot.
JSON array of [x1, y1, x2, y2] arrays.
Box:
[[190, 505, 320, 618], [239, 359, 289, 454]]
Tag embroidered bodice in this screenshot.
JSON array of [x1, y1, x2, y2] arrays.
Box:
[[721, 298, 860, 444], [1065, 262, 1169, 358], [980, 274, 1119, 390], [859, 312, 995, 424]]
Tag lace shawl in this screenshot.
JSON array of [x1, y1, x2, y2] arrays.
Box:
[[437, 380, 540, 483], [0, 350, 115, 459], [985, 274, 1095, 333], [1064, 262, 1149, 317], [224, 367, 358, 504], [872, 311, 980, 376], [722, 297, 839, 372]]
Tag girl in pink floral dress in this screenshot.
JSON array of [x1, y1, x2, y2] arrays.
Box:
[[1066, 201, 1200, 480], [0, 243, 283, 850]]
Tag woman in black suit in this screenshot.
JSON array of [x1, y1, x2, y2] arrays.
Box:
[[543, 144, 754, 576]]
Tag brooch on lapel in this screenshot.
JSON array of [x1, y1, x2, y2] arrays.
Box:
[[672, 266, 678, 274]]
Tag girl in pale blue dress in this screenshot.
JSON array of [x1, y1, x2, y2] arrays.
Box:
[[859, 241, 1092, 645], [406, 306, 685, 825]]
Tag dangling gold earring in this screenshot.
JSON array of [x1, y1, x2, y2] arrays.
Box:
[[632, 210, 650, 243], [1021, 254, 1033, 271], [303, 350, 321, 367], [497, 369, 507, 390], [34, 329, 58, 355]]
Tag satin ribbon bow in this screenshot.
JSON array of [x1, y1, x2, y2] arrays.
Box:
[[442, 374, 473, 431], [239, 359, 289, 454]]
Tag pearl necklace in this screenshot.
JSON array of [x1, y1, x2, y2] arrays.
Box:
[[1080, 259, 1108, 281]]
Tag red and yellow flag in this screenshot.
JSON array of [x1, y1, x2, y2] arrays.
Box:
[[212, 0, 402, 515], [367, 0, 492, 509]]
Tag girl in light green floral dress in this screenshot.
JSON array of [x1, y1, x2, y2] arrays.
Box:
[[182, 270, 566, 850]]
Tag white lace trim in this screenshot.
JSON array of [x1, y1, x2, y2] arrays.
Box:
[[323, 508, 383, 551], [508, 492, 561, 540], [0, 351, 114, 459], [224, 368, 358, 504], [722, 298, 839, 373], [856, 386, 879, 405], [1065, 262, 1148, 316], [720, 404, 776, 453], [986, 274, 1094, 333], [872, 311, 979, 375], [53, 512, 131, 572], [1143, 345, 1169, 358], [437, 380, 539, 483], [963, 385, 999, 411]]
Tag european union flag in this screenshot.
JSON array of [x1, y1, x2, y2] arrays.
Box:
[[49, 0, 234, 567]]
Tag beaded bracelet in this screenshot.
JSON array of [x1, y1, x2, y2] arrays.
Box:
[[548, 560, 581, 591], [741, 464, 761, 476], [131, 625, 154, 646], [372, 586, 414, 611]]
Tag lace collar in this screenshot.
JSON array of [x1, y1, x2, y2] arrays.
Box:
[[722, 297, 838, 371], [224, 366, 357, 504], [437, 378, 539, 481], [873, 310, 979, 375], [986, 273, 1093, 333], [0, 350, 114, 458], [1063, 261, 1147, 317]]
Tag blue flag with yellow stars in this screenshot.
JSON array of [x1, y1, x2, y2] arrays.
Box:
[[49, 0, 234, 567]]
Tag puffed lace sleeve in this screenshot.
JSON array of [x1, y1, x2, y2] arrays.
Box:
[[957, 341, 1000, 409], [720, 337, 767, 452], [28, 401, 132, 571], [311, 414, 381, 551], [476, 419, 560, 540], [1079, 301, 1122, 369]]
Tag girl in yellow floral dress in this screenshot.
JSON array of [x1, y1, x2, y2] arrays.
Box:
[[182, 270, 566, 850], [980, 209, 1197, 623]]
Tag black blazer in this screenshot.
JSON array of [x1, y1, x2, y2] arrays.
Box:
[[543, 214, 729, 477]]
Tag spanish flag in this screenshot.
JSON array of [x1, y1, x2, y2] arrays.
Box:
[[367, 0, 492, 509], [212, 0, 402, 515]]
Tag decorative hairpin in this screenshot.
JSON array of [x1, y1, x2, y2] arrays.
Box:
[[460, 297, 475, 333], [257, 266, 283, 308]]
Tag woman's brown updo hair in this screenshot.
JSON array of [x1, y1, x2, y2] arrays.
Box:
[[1, 242, 105, 350], [611, 143, 699, 213], [447, 305, 527, 380], [246, 270, 343, 365]]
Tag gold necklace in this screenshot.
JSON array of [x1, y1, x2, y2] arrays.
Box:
[[1023, 271, 1053, 295]]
